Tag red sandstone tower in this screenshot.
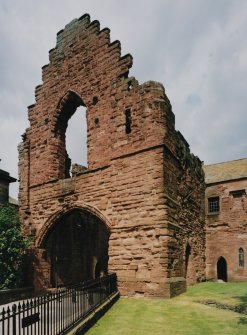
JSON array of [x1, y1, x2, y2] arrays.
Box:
[[19, 14, 205, 297]]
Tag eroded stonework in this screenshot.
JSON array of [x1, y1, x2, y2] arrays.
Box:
[[19, 14, 205, 297]]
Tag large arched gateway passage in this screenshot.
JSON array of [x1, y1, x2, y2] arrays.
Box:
[[43, 209, 110, 287]]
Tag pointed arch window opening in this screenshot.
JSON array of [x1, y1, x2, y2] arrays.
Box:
[[239, 248, 244, 268], [54, 91, 88, 179], [185, 243, 191, 278], [65, 105, 88, 176]]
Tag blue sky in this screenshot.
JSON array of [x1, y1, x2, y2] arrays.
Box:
[[0, 0, 246, 197]]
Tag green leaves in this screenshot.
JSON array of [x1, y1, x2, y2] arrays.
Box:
[[0, 204, 29, 289]]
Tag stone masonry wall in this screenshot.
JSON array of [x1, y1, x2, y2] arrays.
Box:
[[163, 133, 206, 289], [19, 14, 205, 298], [206, 179, 247, 281]]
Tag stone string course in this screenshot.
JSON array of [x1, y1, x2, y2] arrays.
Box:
[[19, 14, 206, 298]]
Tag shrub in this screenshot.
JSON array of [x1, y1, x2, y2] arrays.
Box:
[[0, 204, 30, 289]]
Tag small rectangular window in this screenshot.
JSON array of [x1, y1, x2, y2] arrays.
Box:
[[208, 197, 220, 214], [229, 189, 246, 198]]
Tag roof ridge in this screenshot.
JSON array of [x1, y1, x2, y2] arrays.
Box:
[[204, 157, 247, 167]]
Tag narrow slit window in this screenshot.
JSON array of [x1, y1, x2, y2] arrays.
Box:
[[239, 248, 244, 268], [125, 109, 132, 134]]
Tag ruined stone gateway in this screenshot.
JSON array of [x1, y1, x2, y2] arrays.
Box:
[[19, 14, 205, 298]]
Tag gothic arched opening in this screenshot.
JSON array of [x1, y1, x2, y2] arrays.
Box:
[[44, 209, 110, 287], [217, 256, 227, 281], [185, 243, 191, 279], [55, 91, 87, 179], [66, 105, 87, 170], [184, 243, 195, 285]]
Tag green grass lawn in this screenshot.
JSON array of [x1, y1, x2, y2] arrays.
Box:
[[86, 282, 247, 335]]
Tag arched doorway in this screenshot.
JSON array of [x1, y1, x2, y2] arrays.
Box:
[[217, 257, 227, 281], [44, 209, 110, 287], [184, 243, 195, 285], [185, 243, 191, 279]]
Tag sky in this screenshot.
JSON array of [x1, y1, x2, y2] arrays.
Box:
[[0, 0, 246, 198]]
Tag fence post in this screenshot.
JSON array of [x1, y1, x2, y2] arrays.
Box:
[[1, 308, 6, 334], [12, 304, 17, 335]]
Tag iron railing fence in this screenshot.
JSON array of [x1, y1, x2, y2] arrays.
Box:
[[0, 273, 117, 335]]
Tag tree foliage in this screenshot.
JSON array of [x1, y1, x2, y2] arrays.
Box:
[[0, 204, 29, 289]]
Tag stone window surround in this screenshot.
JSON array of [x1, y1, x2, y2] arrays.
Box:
[[208, 196, 220, 215]]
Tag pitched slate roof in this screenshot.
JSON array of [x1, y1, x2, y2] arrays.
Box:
[[203, 158, 247, 184], [0, 169, 16, 183]]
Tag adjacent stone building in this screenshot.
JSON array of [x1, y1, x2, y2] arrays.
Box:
[[18, 14, 206, 298], [0, 169, 16, 205], [204, 158, 247, 281]]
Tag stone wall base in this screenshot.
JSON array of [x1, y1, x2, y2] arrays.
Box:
[[118, 277, 186, 298]]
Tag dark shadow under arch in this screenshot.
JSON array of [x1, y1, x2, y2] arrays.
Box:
[[36, 204, 111, 249], [95, 261, 102, 278], [43, 208, 110, 287]]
